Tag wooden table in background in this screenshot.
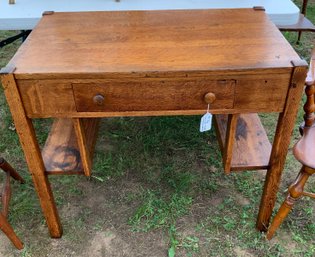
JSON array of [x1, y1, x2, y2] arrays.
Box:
[[0, 8, 307, 238]]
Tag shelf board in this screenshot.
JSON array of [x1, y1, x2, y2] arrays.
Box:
[[42, 118, 99, 175], [214, 113, 271, 171], [278, 14, 315, 32]]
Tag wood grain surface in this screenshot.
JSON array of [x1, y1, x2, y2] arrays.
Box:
[[42, 118, 83, 173], [73, 79, 235, 112], [0, 72, 62, 238], [17, 73, 291, 118], [214, 113, 271, 172], [257, 61, 307, 231], [7, 9, 299, 79], [0, 9, 307, 237]]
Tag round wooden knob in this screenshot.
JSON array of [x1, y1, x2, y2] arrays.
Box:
[[204, 92, 216, 104], [93, 94, 105, 105]]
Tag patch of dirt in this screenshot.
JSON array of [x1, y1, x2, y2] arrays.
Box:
[[208, 187, 231, 207], [79, 229, 167, 257], [0, 233, 11, 257], [234, 246, 255, 257], [234, 194, 250, 206], [66, 176, 167, 257], [270, 230, 299, 255], [81, 230, 117, 257], [252, 169, 267, 181]]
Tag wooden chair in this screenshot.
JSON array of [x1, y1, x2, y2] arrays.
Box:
[[0, 157, 24, 249], [277, 0, 315, 43], [266, 49, 315, 240]]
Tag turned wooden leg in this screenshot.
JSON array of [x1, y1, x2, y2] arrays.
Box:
[[0, 213, 23, 250], [266, 166, 312, 239], [266, 194, 295, 240]]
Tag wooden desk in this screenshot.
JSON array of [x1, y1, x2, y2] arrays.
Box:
[[0, 9, 307, 238]]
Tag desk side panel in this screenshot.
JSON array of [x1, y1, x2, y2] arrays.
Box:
[[234, 73, 291, 112], [17, 80, 77, 117]]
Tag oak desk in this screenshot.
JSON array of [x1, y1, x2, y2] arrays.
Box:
[[0, 9, 307, 238]]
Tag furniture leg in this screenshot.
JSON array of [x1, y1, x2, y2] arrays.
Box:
[[298, 0, 309, 44], [72, 118, 100, 176], [223, 114, 239, 174], [0, 158, 25, 183], [0, 213, 23, 250], [0, 71, 62, 238], [265, 194, 295, 239], [297, 31, 302, 44], [256, 61, 307, 231], [266, 165, 312, 239], [1, 172, 11, 217]]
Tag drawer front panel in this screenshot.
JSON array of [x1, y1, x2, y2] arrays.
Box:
[[73, 80, 235, 112]]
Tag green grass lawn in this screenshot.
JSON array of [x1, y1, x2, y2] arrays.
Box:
[[0, 3, 315, 257]]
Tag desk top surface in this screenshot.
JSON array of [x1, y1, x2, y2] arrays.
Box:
[[0, 0, 300, 30], [8, 9, 300, 79]]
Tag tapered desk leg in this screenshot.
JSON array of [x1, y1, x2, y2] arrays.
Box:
[[256, 61, 307, 231], [0, 71, 62, 238]]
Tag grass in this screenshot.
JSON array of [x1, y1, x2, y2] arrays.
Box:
[[0, 3, 315, 256]]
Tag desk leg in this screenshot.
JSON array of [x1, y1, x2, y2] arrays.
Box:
[[1, 72, 62, 238], [256, 62, 307, 232]]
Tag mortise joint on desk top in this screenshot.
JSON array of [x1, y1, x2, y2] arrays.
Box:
[[253, 6, 265, 11], [291, 59, 308, 67], [42, 11, 55, 16], [0, 66, 16, 75]]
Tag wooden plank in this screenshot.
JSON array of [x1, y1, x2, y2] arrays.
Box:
[[42, 119, 84, 174], [46, 171, 84, 175], [214, 113, 272, 171], [42, 118, 100, 176], [231, 114, 271, 171]]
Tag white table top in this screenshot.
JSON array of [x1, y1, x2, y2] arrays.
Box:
[[0, 0, 300, 30]]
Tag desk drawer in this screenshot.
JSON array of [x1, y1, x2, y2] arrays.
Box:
[[73, 80, 235, 112]]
